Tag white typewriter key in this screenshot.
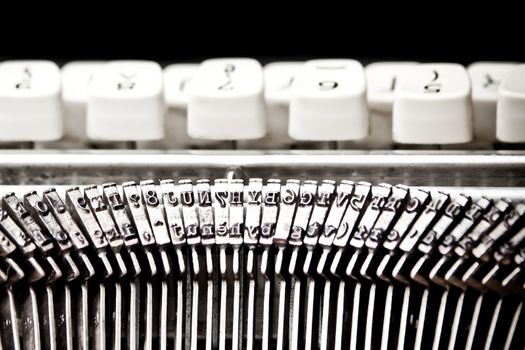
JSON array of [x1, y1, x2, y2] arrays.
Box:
[[164, 64, 199, 108], [393, 63, 472, 144], [496, 64, 525, 142], [187, 58, 266, 140], [0, 60, 62, 141], [61, 61, 104, 140], [157, 64, 224, 149], [366, 62, 418, 113], [241, 62, 302, 148], [163, 64, 198, 148], [289, 59, 368, 141], [468, 62, 515, 145], [265, 62, 303, 105], [361, 62, 416, 148], [87, 60, 164, 141]]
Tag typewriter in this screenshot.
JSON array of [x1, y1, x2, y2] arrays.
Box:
[[0, 55, 524, 350]]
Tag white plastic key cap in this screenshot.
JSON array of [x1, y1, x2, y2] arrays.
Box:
[[62, 61, 105, 140], [468, 62, 516, 145], [164, 64, 199, 108], [289, 59, 368, 141], [241, 62, 302, 148], [366, 62, 418, 113], [87, 60, 164, 141], [0, 60, 62, 141], [265, 62, 303, 105], [187, 58, 266, 140], [497, 64, 525, 143], [393, 63, 472, 144], [362, 62, 417, 148], [159, 64, 200, 149]]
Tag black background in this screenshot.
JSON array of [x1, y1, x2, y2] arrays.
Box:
[[0, 5, 522, 65]]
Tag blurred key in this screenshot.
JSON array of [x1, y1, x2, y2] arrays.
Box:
[[289, 59, 368, 141], [0, 60, 62, 142], [367, 62, 418, 113], [144, 63, 199, 149], [393, 63, 472, 144], [187, 58, 266, 141], [241, 62, 302, 149], [497, 64, 525, 143], [61, 61, 105, 141], [265, 62, 303, 105], [468, 62, 515, 147], [164, 64, 199, 108], [158, 63, 228, 149], [87, 60, 165, 141], [362, 62, 416, 148]]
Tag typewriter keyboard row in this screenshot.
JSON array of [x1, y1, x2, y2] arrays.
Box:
[[0, 59, 523, 150], [0, 178, 525, 350]]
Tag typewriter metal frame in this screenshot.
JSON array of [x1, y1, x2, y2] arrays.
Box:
[[0, 150, 524, 199]]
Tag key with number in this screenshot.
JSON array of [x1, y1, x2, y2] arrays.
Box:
[[164, 64, 198, 109], [393, 63, 472, 144], [467, 62, 516, 146], [363, 62, 417, 148], [87, 60, 164, 142], [289, 59, 368, 141], [187, 58, 266, 141], [243, 62, 302, 148], [496, 64, 525, 143], [61, 62, 105, 142], [0, 60, 62, 142], [161, 64, 205, 149]]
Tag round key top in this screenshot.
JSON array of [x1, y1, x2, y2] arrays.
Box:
[[164, 64, 198, 108], [468, 62, 516, 145], [265, 62, 303, 105], [497, 64, 525, 143], [0, 60, 63, 141], [187, 58, 266, 140], [393, 63, 472, 144], [363, 62, 417, 148], [62, 61, 105, 140], [87, 60, 165, 141], [248, 62, 303, 148], [289, 59, 368, 141], [366, 62, 417, 113]]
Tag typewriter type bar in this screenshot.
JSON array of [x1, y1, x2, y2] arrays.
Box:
[[0, 175, 524, 350]]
